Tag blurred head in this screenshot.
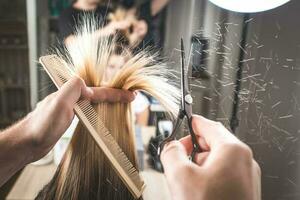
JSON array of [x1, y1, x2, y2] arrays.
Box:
[[103, 54, 127, 84], [76, 0, 102, 7], [108, 8, 141, 47]]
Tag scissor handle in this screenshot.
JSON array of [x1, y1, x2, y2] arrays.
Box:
[[158, 136, 175, 157], [187, 115, 202, 162], [158, 113, 202, 163], [158, 111, 184, 156], [159, 39, 201, 163]]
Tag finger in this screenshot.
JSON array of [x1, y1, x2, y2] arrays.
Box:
[[179, 135, 210, 155], [56, 77, 93, 107], [253, 160, 261, 178], [194, 152, 209, 166], [90, 87, 136, 103], [160, 141, 190, 176], [179, 136, 193, 154], [192, 115, 239, 148]]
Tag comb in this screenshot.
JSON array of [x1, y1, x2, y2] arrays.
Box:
[[39, 55, 145, 199]]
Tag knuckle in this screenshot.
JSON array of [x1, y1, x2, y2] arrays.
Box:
[[71, 77, 85, 91], [239, 143, 253, 158], [222, 142, 253, 159], [253, 160, 262, 177], [72, 76, 83, 86]]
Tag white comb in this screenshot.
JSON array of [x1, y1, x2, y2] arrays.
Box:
[[39, 55, 145, 199]]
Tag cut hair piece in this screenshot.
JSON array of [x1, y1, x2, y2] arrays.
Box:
[[36, 14, 180, 200]]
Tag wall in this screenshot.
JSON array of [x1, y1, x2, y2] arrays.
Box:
[[238, 1, 300, 199], [164, 0, 300, 199], [164, 0, 245, 127]]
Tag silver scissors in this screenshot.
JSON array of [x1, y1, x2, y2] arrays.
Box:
[[158, 38, 201, 162]]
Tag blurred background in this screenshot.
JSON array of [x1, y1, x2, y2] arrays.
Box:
[[0, 0, 299, 199]]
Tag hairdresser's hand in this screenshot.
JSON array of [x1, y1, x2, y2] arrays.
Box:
[[110, 20, 131, 31], [129, 20, 148, 46], [134, 20, 147, 38], [99, 20, 131, 36], [161, 115, 261, 200], [23, 77, 135, 162]]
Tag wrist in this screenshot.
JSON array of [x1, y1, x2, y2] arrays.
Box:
[[20, 113, 49, 163], [16, 115, 37, 164]]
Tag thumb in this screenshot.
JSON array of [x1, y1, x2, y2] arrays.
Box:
[[161, 141, 190, 176], [57, 77, 93, 106]]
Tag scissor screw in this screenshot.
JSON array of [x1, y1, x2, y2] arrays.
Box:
[[185, 94, 193, 104]]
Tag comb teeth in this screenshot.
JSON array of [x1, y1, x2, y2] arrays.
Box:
[[39, 55, 145, 198], [76, 100, 144, 185]]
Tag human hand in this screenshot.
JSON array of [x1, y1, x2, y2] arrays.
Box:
[[23, 77, 135, 162], [99, 20, 131, 36], [133, 20, 147, 38], [129, 20, 148, 46], [161, 115, 261, 200]]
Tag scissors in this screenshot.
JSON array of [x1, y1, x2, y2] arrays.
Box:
[[158, 38, 202, 162]]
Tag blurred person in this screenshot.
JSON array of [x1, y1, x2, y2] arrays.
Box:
[[59, 0, 172, 49], [108, 8, 148, 48], [127, 0, 172, 50], [59, 0, 145, 45], [59, 0, 130, 44]]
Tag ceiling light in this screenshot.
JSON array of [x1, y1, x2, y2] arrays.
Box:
[[208, 0, 290, 13]]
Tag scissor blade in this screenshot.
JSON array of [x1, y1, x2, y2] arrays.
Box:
[[180, 38, 185, 108], [181, 39, 191, 108]]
